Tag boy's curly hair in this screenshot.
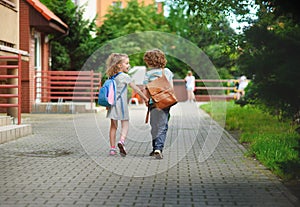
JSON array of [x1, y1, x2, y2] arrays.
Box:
[[143, 49, 167, 68]]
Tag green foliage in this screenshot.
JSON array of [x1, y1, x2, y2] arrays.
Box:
[[172, 0, 253, 40], [200, 101, 300, 180], [165, 1, 189, 37], [238, 7, 300, 119], [40, 0, 99, 71], [175, 0, 300, 120], [167, 0, 240, 79], [49, 41, 70, 68], [96, 0, 170, 67], [97, 0, 169, 40], [204, 44, 239, 78], [42, 0, 242, 78], [261, 0, 300, 24]]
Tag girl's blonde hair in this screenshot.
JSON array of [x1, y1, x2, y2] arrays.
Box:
[[143, 49, 167, 68], [106, 53, 128, 77]]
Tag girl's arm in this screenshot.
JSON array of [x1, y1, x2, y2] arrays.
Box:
[[129, 82, 149, 103]]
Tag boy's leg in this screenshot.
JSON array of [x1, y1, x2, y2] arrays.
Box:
[[150, 108, 169, 152]]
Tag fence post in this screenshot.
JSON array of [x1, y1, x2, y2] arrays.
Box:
[[47, 71, 51, 102], [17, 54, 21, 124], [90, 70, 93, 110]]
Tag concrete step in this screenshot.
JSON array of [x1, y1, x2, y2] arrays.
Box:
[[32, 102, 97, 113], [0, 116, 12, 126], [0, 124, 32, 144]]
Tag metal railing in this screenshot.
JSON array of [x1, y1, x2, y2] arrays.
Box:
[[0, 54, 22, 124], [35, 70, 101, 109], [173, 79, 237, 102]]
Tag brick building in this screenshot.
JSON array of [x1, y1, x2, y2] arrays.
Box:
[[0, 0, 68, 115], [72, 0, 164, 27]]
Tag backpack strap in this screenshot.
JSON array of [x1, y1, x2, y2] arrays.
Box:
[[117, 84, 127, 100], [111, 72, 122, 79], [111, 72, 126, 119], [116, 84, 127, 119]]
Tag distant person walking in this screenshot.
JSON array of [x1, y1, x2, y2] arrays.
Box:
[[105, 53, 148, 156], [184, 70, 196, 102], [143, 49, 174, 159]]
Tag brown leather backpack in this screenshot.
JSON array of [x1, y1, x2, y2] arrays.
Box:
[[145, 69, 178, 123]]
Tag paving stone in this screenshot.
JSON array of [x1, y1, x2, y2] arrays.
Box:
[[0, 103, 298, 206]]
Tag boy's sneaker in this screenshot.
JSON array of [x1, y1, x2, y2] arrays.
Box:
[[154, 150, 163, 159], [109, 148, 117, 156], [149, 151, 155, 156], [117, 141, 127, 157]]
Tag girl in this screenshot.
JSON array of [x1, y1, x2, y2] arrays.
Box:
[[184, 70, 196, 102], [105, 53, 149, 156]]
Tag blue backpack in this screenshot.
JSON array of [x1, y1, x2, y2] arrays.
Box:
[[98, 72, 126, 107]]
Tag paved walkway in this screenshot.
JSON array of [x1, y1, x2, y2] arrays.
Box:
[[0, 102, 299, 207]]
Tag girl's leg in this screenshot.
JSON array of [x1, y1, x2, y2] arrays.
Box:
[[118, 120, 129, 156], [187, 90, 192, 101], [109, 119, 118, 148], [120, 120, 129, 142], [191, 91, 195, 101]]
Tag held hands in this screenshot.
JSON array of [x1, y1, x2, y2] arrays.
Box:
[[144, 98, 149, 107], [139, 87, 149, 107]]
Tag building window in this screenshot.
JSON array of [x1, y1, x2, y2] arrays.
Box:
[[112, 1, 123, 8], [71, 0, 79, 5]]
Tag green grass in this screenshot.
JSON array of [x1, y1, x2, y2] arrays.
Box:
[[200, 101, 300, 180]]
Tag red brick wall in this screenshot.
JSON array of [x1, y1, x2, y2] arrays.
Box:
[[19, 0, 32, 113], [41, 33, 49, 73], [26, 36, 35, 113], [19, 0, 53, 113], [41, 33, 49, 103], [19, 0, 50, 113]]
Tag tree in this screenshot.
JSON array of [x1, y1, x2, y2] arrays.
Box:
[[172, 0, 256, 33], [97, 0, 169, 41], [238, 1, 300, 119], [40, 0, 99, 70], [261, 0, 300, 23], [96, 0, 170, 67], [165, 0, 239, 78], [170, 0, 299, 119]]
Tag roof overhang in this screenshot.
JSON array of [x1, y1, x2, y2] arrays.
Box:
[[25, 0, 68, 35]]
